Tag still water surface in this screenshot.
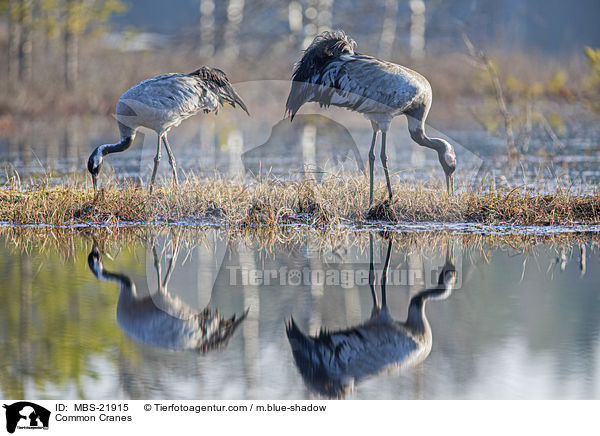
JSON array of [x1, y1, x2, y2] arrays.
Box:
[[1, 229, 598, 399], [2, 104, 600, 189]]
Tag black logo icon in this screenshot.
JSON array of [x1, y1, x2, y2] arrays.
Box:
[[3, 402, 50, 434]]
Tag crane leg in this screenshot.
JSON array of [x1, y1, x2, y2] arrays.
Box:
[[368, 130, 377, 206], [368, 234, 380, 318], [368, 234, 379, 308], [150, 134, 162, 193], [162, 134, 179, 186], [380, 132, 393, 201], [381, 239, 392, 308]]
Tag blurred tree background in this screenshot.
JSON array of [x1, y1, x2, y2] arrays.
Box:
[[0, 0, 599, 140]]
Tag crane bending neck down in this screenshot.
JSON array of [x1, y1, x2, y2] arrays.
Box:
[[87, 245, 249, 352], [86, 66, 248, 192], [286, 237, 457, 398], [88, 130, 135, 191], [285, 29, 457, 201], [406, 113, 456, 195]]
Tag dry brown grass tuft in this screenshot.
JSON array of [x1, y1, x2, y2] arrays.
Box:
[[366, 200, 398, 221], [463, 188, 600, 225], [0, 175, 599, 227]]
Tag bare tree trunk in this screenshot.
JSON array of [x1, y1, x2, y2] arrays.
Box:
[[302, 0, 318, 48], [64, 0, 78, 89], [316, 0, 333, 34], [301, 123, 317, 180], [223, 0, 245, 60], [409, 0, 425, 60], [288, 1, 303, 51], [378, 0, 398, 59], [199, 0, 215, 58], [18, 0, 33, 81], [42, 3, 59, 51], [7, 0, 20, 82]]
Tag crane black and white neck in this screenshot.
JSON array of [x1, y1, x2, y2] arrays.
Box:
[[286, 30, 457, 203], [87, 66, 249, 192]]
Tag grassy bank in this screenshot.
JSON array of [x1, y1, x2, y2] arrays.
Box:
[[1, 176, 599, 228]]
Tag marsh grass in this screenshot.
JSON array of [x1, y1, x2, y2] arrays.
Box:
[[0, 174, 599, 227], [1, 224, 597, 270]]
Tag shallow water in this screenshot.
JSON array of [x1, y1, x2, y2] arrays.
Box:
[[1, 229, 599, 399], [2, 106, 600, 190]]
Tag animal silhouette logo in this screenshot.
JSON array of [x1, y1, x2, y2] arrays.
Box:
[[2, 402, 50, 433], [241, 114, 365, 182]]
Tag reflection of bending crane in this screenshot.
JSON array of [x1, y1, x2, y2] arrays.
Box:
[[286, 234, 456, 398], [87, 241, 247, 351]]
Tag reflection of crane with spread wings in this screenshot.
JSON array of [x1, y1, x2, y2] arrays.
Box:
[[286, 234, 456, 398], [87, 241, 247, 352]]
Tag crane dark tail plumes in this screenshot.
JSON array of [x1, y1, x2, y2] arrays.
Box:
[[285, 30, 356, 120], [286, 319, 325, 377], [286, 318, 314, 349], [285, 81, 310, 120], [189, 66, 249, 115], [291, 30, 356, 83], [230, 308, 250, 330], [200, 308, 250, 352]]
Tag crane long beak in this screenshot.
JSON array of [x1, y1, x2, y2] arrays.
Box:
[[92, 173, 98, 191]]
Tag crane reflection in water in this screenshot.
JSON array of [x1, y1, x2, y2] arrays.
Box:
[[286, 234, 457, 398], [87, 240, 248, 352]]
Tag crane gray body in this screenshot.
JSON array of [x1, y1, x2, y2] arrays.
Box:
[[286, 307, 431, 398], [286, 30, 456, 201], [88, 67, 248, 191], [116, 71, 239, 137], [287, 53, 432, 133], [87, 246, 247, 352]]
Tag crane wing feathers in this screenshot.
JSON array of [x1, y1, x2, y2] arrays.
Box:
[[287, 319, 419, 383], [286, 55, 430, 118], [123, 74, 219, 115], [118, 71, 248, 132]]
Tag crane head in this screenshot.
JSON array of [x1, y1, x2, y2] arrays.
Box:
[[87, 246, 103, 279], [87, 148, 103, 191], [428, 261, 457, 301], [434, 138, 456, 195]]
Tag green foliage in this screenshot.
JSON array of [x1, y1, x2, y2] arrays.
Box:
[[584, 46, 600, 86], [469, 53, 576, 152], [0, 0, 128, 44], [584, 46, 600, 67], [548, 70, 568, 94], [547, 112, 566, 135], [583, 47, 600, 113], [64, 0, 128, 36], [0, 240, 143, 398]]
